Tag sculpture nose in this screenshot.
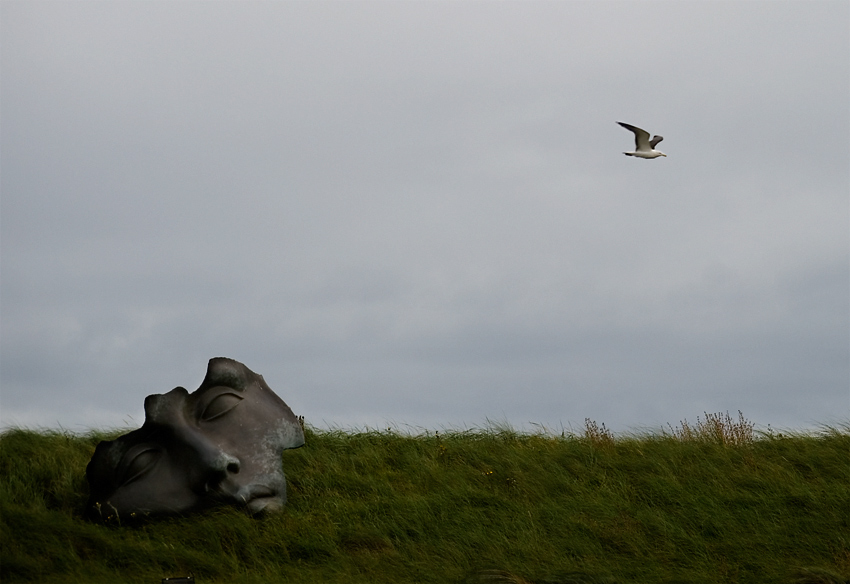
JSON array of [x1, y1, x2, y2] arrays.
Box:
[[176, 429, 241, 492], [202, 449, 241, 477], [200, 450, 241, 494]]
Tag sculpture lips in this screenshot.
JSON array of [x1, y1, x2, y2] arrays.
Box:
[[211, 483, 278, 507], [240, 484, 276, 503], [235, 484, 282, 514]]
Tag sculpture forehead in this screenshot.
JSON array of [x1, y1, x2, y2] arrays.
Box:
[[202, 358, 251, 390], [143, 387, 191, 423]]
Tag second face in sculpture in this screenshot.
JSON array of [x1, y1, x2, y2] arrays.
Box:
[[86, 358, 305, 522]]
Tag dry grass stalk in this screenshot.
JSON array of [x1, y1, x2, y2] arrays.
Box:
[[584, 418, 614, 448], [667, 410, 754, 446]]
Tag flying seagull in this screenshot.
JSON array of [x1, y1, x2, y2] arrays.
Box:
[[617, 122, 666, 159]]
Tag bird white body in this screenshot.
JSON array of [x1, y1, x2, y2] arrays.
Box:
[[625, 149, 666, 159], [617, 122, 666, 159]]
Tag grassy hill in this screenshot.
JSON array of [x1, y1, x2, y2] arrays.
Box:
[[1, 413, 848, 583]]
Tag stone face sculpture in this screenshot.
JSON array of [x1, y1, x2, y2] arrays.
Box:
[[86, 358, 305, 522]]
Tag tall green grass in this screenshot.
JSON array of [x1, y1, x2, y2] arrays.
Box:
[[1, 415, 848, 583]]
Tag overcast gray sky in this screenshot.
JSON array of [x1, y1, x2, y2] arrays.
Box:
[[2, 1, 848, 434]]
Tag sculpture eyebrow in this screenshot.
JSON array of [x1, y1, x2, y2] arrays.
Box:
[[206, 370, 247, 391]]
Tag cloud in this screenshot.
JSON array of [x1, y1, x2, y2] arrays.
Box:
[[2, 1, 847, 433]]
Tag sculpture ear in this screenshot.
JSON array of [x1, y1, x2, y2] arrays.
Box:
[[200, 357, 250, 391]]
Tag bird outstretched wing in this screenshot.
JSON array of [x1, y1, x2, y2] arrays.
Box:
[[649, 135, 664, 148], [617, 122, 651, 151]]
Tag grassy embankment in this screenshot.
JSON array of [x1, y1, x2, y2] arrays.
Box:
[[1, 413, 848, 584]]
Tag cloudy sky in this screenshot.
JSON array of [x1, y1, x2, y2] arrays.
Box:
[[2, 1, 847, 434]]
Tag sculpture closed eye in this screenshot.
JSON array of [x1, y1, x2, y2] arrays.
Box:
[[201, 392, 243, 421], [119, 447, 161, 486]]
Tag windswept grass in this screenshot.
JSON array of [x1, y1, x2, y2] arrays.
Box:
[[1, 415, 848, 583]]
